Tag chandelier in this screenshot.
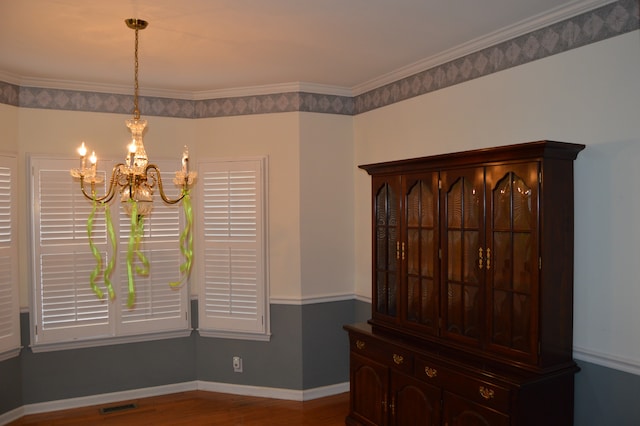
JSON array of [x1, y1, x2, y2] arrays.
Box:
[[70, 18, 197, 307]]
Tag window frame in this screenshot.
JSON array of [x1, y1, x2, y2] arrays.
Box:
[[195, 156, 270, 341], [28, 155, 191, 353]]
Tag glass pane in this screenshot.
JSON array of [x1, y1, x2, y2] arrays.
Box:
[[513, 293, 531, 351], [448, 179, 463, 228], [463, 178, 481, 228], [463, 231, 479, 283], [464, 285, 480, 338], [513, 175, 532, 230], [421, 182, 435, 227], [421, 278, 436, 327], [421, 229, 434, 278], [493, 175, 511, 230], [408, 276, 419, 321], [388, 227, 397, 271], [493, 231, 512, 290], [407, 182, 420, 227], [513, 232, 532, 292], [447, 283, 463, 334], [407, 229, 419, 275], [493, 290, 510, 346], [388, 273, 397, 316], [376, 271, 387, 313], [448, 230, 462, 281]]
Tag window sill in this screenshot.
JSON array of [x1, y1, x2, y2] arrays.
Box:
[[197, 329, 271, 342], [0, 347, 22, 362], [30, 329, 193, 353]]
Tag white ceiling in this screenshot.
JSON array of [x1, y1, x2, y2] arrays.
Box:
[[0, 0, 613, 97]]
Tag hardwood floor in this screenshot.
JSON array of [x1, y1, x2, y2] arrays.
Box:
[[10, 391, 350, 425]]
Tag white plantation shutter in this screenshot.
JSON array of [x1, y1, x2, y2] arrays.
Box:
[[30, 156, 189, 348], [117, 160, 188, 335], [197, 158, 269, 338], [0, 154, 20, 358], [31, 158, 111, 344]]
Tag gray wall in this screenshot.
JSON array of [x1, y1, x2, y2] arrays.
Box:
[[2, 300, 640, 425], [0, 299, 356, 416]]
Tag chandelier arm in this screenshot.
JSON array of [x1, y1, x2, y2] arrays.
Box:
[[78, 164, 126, 203], [146, 164, 186, 204]]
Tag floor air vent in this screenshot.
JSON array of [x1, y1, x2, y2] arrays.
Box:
[[100, 403, 138, 414]]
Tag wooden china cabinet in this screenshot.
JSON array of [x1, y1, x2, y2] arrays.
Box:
[[345, 141, 584, 426]]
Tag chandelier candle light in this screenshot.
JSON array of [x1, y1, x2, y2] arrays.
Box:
[[70, 18, 197, 307]]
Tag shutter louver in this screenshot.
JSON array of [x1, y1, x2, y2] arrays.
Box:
[[0, 158, 19, 356], [33, 158, 111, 343], [31, 157, 189, 347], [117, 160, 188, 334], [0, 256, 13, 338], [198, 159, 267, 335], [40, 252, 109, 329]]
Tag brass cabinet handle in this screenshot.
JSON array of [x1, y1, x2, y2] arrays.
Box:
[[396, 241, 400, 260], [486, 248, 491, 270], [356, 340, 365, 350], [479, 386, 495, 400], [424, 366, 437, 378], [390, 396, 395, 416], [402, 242, 405, 260], [392, 354, 404, 365], [478, 247, 484, 269]]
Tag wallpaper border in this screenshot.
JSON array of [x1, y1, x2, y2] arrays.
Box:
[[0, 0, 637, 117]]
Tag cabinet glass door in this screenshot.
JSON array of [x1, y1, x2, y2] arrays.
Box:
[[486, 163, 539, 360], [441, 168, 485, 344], [403, 173, 439, 334], [373, 176, 401, 321]]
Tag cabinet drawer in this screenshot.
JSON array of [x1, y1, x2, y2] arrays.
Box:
[[350, 336, 414, 374], [446, 373, 511, 412]]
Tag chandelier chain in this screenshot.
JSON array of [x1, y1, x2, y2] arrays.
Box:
[[133, 26, 140, 119]]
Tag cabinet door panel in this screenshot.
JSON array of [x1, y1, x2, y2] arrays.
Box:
[[443, 392, 509, 426], [392, 372, 441, 426], [404, 173, 439, 334], [373, 176, 402, 322], [351, 353, 389, 425], [441, 168, 485, 345], [486, 163, 539, 361]]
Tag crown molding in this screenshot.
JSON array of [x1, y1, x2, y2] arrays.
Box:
[[0, 69, 353, 100], [191, 82, 353, 100], [352, 0, 617, 95]]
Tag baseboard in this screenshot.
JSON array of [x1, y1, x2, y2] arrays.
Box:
[[20, 381, 198, 417], [197, 380, 349, 401], [0, 406, 23, 426], [0, 380, 350, 425], [574, 346, 640, 376]]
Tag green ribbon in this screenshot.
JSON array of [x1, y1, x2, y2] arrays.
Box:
[[125, 199, 150, 308], [103, 204, 116, 300], [87, 198, 104, 299], [126, 200, 137, 308], [134, 213, 150, 276], [171, 190, 194, 287]]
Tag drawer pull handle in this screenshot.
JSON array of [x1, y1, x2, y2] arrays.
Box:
[[479, 386, 495, 400], [424, 367, 438, 378], [356, 340, 365, 350], [392, 354, 404, 365]]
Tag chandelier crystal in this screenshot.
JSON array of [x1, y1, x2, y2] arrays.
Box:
[[70, 18, 196, 307]]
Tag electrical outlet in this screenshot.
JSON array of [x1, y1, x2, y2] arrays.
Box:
[[232, 356, 243, 373]]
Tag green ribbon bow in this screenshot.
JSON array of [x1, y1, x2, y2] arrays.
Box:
[[171, 190, 194, 287]]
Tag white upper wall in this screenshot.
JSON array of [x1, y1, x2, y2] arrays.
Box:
[[353, 31, 640, 373]]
